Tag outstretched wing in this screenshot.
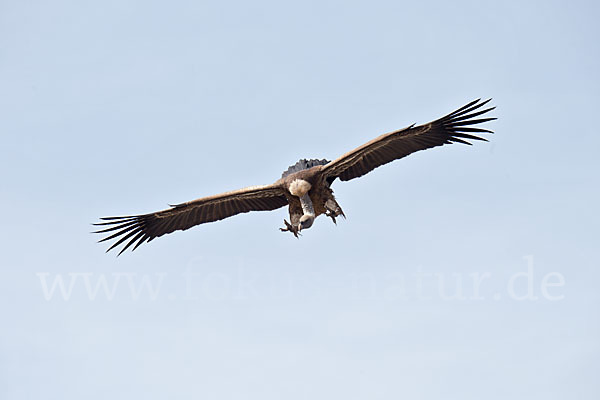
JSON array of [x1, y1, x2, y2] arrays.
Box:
[[94, 184, 288, 255], [321, 99, 496, 182]]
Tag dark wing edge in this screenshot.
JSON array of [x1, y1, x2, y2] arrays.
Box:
[[93, 184, 288, 255], [321, 98, 496, 182]]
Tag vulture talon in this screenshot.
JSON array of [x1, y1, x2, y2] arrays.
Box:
[[325, 210, 337, 225], [280, 219, 300, 238], [324, 200, 345, 224]]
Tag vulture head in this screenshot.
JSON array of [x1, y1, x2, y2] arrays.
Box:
[[299, 214, 315, 231]]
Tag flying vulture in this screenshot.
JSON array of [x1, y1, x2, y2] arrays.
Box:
[[95, 99, 495, 255]]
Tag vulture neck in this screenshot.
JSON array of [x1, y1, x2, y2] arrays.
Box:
[[289, 178, 315, 221], [299, 193, 315, 218]]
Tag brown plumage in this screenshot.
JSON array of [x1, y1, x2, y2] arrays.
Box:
[[95, 99, 495, 255]]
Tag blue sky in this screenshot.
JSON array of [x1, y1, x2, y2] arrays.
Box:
[[1, 0, 599, 399]]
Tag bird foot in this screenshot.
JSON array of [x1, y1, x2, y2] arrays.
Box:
[[324, 203, 345, 225], [325, 210, 338, 225], [280, 219, 301, 238]]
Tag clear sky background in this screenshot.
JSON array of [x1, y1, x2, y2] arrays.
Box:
[[1, 0, 599, 399]]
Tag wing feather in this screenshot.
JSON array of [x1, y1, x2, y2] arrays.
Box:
[[321, 99, 495, 181], [94, 184, 288, 255]]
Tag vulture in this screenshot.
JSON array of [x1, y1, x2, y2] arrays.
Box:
[[95, 99, 495, 255]]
